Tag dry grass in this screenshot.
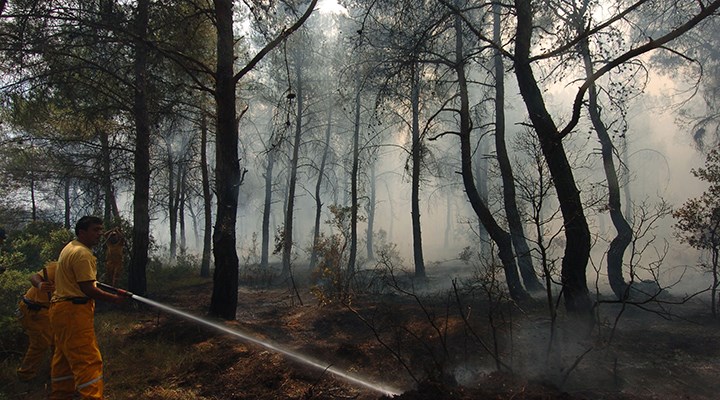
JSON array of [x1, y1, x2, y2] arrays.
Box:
[[3, 271, 720, 400]]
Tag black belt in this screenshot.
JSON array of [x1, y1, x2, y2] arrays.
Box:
[[52, 297, 91, 304], [21, 297, 47, 311]]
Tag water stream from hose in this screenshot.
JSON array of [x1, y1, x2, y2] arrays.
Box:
[[128, 293, 403, 397]]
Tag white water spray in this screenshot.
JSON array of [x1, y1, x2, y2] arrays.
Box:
[[126, 292, 402, 397]]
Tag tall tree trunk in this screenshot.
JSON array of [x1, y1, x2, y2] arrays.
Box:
[[474, 129, 490, 258], [179, 165, 187, 255], [514, 0, 592, 315], [200, 111, 212, 278], [493, 4, 542, 292], [454, 10, 526, 302], [63, 177, 70, 229], [188, 199, 200, 250], [100, 129, 114, 224], [282, 60, 303, 276], [365, 162, 376, 261], [205, 0, 316, 292], [30, 170, 36, 221], [712, 246, 718, 318], [621, 137, 632, 226], [348, 79, 361, 275], [209, 0, 240, 319], [167, 139, 177, 260], [310, 106, 333, 270], [129, 0, 150, 296], [261, 144, 275, 270], [578, 31, 632, 299], [410, 61, 426, 279]]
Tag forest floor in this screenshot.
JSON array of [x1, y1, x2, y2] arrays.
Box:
[[2, 265, 720, 400]]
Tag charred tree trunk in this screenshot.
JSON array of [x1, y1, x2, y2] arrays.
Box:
[[99, 128, 119, 224], [493, 4, 542, 292], [310, 106, 333, 270], [209, 0, 240, 319], [454, 11, 527, 302], [578, 32, 632, 300], [167, 139, 178, 260], [200, 111, 212, 278], [179, 164, 187, 255], [261, 144, 275, 270], [348, 80, 361, 276], [712, 246, 719, 318], [282, 60, 304, 277], [474, 130, 490, 258], [30, 170, 36, 221], [514, 0, 592, 315], [365, 162, 376, 261], [129, 0, 150, 296], [621, 137, 632, 226], [205, 0, 316, 293], [410, 60, 426, 279]]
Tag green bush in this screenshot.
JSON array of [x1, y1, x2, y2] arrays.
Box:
[[0, 269, 30, 340], [146, 253, 205, 293], [1, 221, 70, 271]]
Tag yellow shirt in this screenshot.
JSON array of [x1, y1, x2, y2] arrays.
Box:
[[51, 240, 97, 302], [23, 261, 58, 306]]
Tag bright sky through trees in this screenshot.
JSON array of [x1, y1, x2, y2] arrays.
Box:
[[317, 0, 348, 15]]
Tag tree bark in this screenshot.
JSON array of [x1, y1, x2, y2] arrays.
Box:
[[493, 4, 542, 292], [207, 0, 316, 317], [310, 106, 333, 270], [454, 10, 526, 302], [209, 0, 240, 319], [261, 143, 275, 270], [167, 138, 178, 260], [129, 0, 150, 296], [365, 162, 376, 261], [99, 129, 117, 224], [179, 165, 187, 254], [348, 78, 361, 276], [578, 30, 632, 300], [513, 0, 592, 315], [410, 60, 426, 279], [200, 111, 212, 278], [282, 56, 305, 276], [474, 129, 490, 258], [30, 170, 36, 221]]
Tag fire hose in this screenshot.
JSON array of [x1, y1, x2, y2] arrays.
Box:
[[96, 282, 402, 397]]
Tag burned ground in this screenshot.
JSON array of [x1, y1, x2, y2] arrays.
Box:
[[3, 273, 720, 400]]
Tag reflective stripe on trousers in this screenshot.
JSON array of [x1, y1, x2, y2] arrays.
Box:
[[49, 300, 104, 400]]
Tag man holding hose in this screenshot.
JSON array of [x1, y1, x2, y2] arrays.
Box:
[[49, 216, 129, 400]]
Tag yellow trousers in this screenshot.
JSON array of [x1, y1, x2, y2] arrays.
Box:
[[16, 300, 53, 381], [49, 301, 103, 400]]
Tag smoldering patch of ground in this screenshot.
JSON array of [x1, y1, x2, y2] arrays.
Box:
[[5, 264, 719, 400]]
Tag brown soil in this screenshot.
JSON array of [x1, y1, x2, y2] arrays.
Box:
[[5, 277, 720, 400]]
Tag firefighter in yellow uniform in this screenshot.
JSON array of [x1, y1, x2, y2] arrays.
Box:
[[104, 228, 124, 286], [17, 261, 57, 382], [49, 216, 127, 400]]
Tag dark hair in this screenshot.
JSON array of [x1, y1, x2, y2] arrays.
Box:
[[75, 216, 103, 235]]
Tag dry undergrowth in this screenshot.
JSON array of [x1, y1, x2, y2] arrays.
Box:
[[2, 277, 720, 400]]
